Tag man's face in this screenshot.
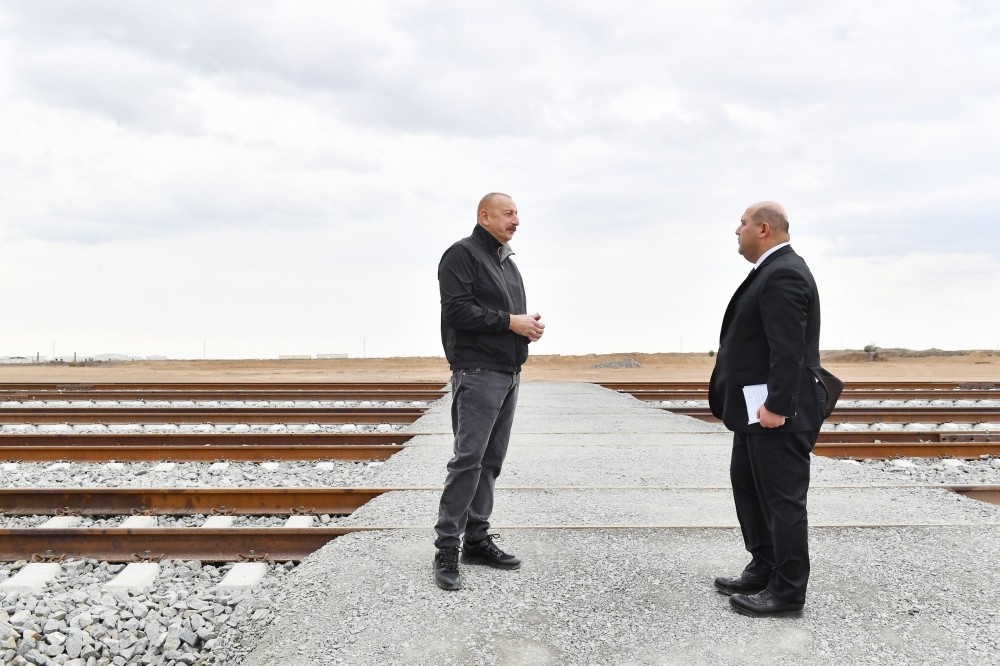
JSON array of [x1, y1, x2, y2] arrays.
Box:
[[481, 196, 519, 244], [735, 208, 763, 263]]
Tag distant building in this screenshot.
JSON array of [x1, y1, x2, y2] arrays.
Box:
[[93, 353, 135, 362], [317, 354, 349, 359]]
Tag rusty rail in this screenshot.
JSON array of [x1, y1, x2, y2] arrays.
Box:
[[814, 441, 1000, 459], [0, 389, 444, 401], [0, 407, 424, 424], [0, 527, 367, 562], [0, 487, 388, 515], [0, 432, 413, 462], [624, 389, 1000, 401], [0, 444, 405, 462], [666, 406, 1000, 424], [601, 381, 998, 392], [0, 382, 446, 392]]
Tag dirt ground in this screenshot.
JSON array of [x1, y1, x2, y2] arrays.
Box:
[[1, 351, 998, 383]]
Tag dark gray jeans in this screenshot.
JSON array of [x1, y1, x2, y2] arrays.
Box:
[[434, 368, 520, 549]]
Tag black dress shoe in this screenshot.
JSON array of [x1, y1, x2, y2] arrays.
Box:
[[433, 547, 461, 590], [730, 589, 804, 617], [462, 534, 521, 570], [713, 571, 768, 595]]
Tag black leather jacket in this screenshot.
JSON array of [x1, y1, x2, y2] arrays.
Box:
[[438, 224, 529, 373]]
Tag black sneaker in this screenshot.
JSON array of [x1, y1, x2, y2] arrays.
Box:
[[433, 547, 461, 590], [462, 534, 521, 570]]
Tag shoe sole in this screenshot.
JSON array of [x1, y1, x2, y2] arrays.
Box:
[[714, 582, 767, 596], [729, 597, 803, 618], [460, 555, 520, 570], [434, 576, 461, 591]]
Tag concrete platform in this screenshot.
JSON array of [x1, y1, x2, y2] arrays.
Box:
[[242, 382, 1000, 665]]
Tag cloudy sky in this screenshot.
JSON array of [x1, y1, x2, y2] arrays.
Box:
[[1, 1, 998, 360]]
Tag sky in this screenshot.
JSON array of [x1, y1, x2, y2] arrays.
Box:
[[1, 1, 998, 360]]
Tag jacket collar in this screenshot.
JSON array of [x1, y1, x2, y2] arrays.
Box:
[[755, 243, 793, 270], [472, 223, 514, 262]]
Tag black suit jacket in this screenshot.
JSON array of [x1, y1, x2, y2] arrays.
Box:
[[709, 245, 826, 433]]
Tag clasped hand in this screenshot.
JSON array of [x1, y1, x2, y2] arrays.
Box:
[[510, 313, 545, 342]]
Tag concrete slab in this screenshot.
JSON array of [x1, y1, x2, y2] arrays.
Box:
[[217, 562, 268, 591], [0, 563, 61, 593], [104, 562, 160, 591], [120, 516, 158, 528], [283, 515, 315, 528], [40, 516, 81, 529], [241, 382, 1000, 666], [242, 527, 1000, 666], [202, 516, 236, 528]]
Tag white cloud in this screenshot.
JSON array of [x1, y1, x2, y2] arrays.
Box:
[[0, 1, 998, 358]]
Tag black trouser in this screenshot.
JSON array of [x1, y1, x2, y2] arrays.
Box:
[[730, 428, 816, 603], [434, 368, 519, 549]]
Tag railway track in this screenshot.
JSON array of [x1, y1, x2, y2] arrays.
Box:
[[601, 381, 998, 392], [0, 487, 388, 561], [669, 406, 1000, 424], [604, 381, 1000, 459], [0, 407, 424, 424], [0, 381, 440, 564], [0, 379, 995, 567], [2, 486, 394, 565], [0, 432, 413, 462], [622, 389, 1000, 401], [0, 381, 446, 392], [2, 485, 996, 562], [0, 389, 444, 401]]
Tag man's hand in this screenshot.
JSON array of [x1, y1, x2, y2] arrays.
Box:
[[757, 404, 787, 428], [510, 312, 545, 342]]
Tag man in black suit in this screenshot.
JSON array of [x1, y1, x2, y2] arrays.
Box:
[[709, 201, 828, 617]]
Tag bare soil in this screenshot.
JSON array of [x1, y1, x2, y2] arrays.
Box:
[[1, 351, 998, 383]]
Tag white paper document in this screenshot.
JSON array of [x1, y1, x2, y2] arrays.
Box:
[[742, 384, 768, 424]]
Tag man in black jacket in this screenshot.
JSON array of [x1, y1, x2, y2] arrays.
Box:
[[709, 201, 827, 617], [433, 192, 544, 591]]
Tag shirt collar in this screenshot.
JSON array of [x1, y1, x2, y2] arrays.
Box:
[[754, 241, 790, 270]]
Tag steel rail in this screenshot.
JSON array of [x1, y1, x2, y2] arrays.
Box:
[[0, 389, 444, 401], [0, 487, 388, 515], [0, 432, 413, 462], [665, 407, 1000, 424], [0, 382, 446, 392], [0, 407, 424, 424], [948, 485, 1000, 505], [624, 389, 1000, 401], [0, 444, 405, 462], [601, 381, 999, 392], [0, 432, 411, 447], [0, 527, 366, 562], [814, 441, 1000, 459], [817, 431, 997, 443]]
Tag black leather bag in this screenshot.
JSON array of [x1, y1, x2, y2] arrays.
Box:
[[813, 367, 844, 418]]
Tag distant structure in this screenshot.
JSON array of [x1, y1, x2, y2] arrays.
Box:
[[0, 356, 34, 365], [317, 354, 349, 359], [93, 353, 135, 362]]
